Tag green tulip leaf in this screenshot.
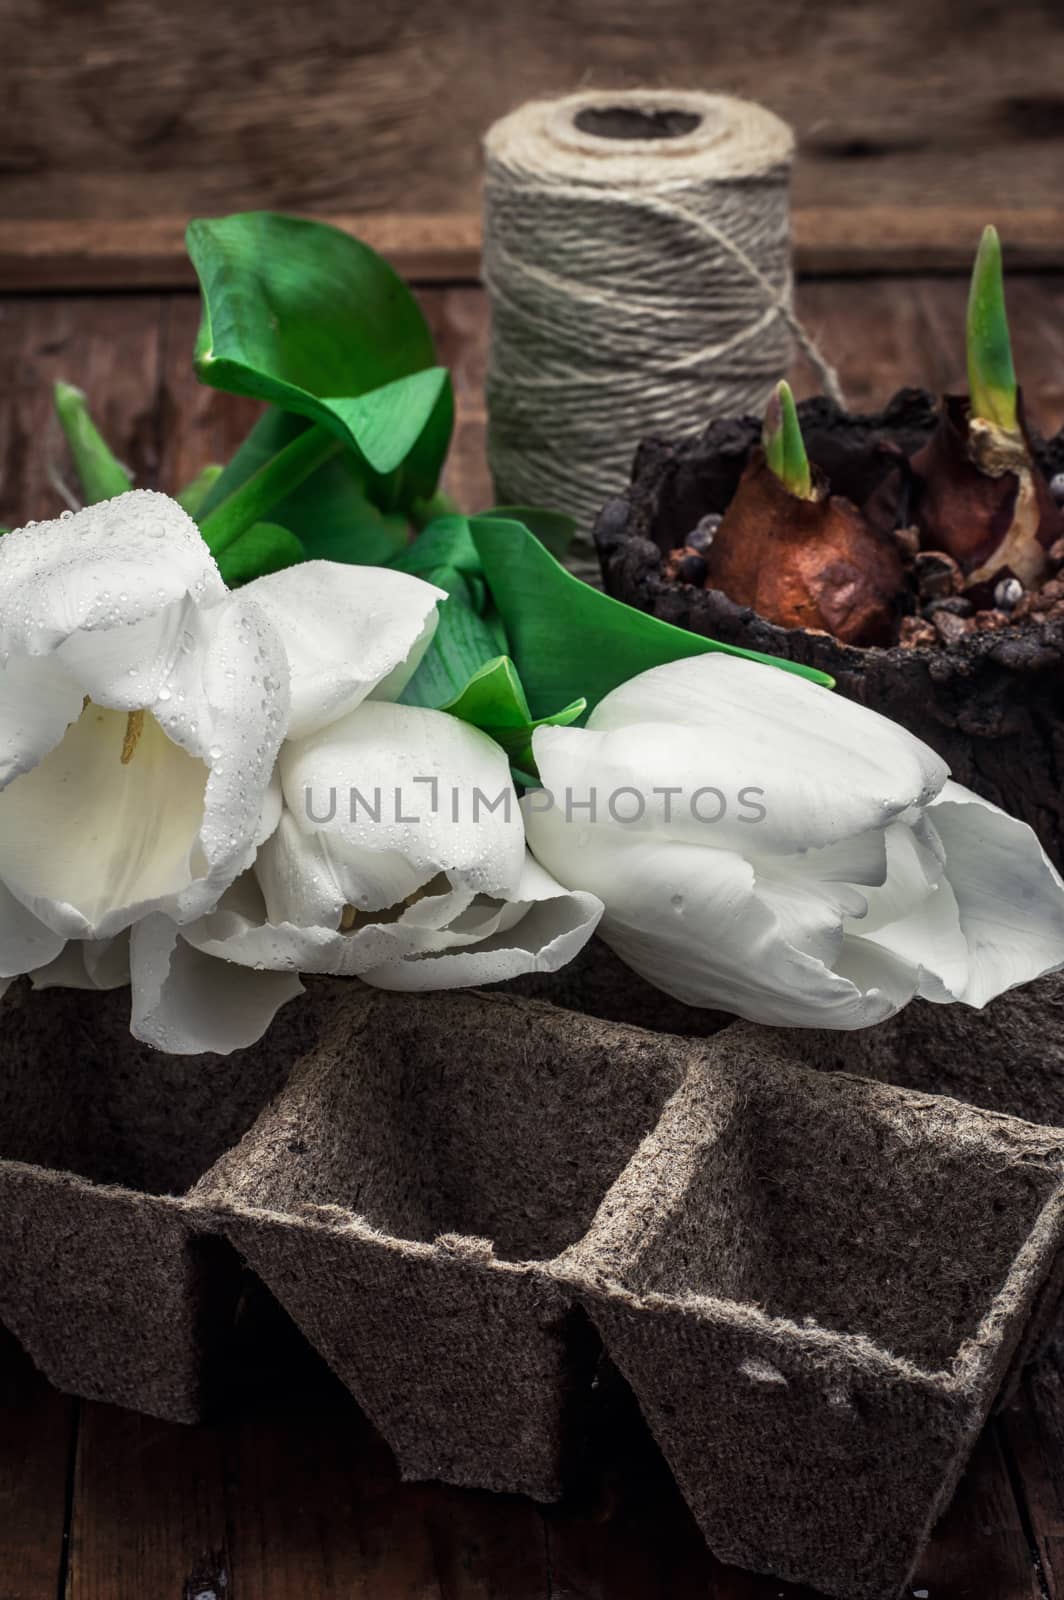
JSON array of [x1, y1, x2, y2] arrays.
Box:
[[400, 575, 503, 710], [390, 515, 492, 612], [197, 409, 409, 566], [470, 514, 834, 720], [439, 655, 586, 771], [379, 377, 455, 509], [176, 464, 223, 517], [487, 504, 577, 560], [411, 489, 461, 528], [53, 382, 132, 504], [217, 522, 306, 587], [186, 212, 454, 498], [390, 513, 479, 578], [322, 369, 450, 477]]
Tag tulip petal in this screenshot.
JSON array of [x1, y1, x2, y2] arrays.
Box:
[[0, 878, 65, 977], [155, 590, 291, 922], [359, 853, 603, 991], [84, 931, 132, 989], [187, 894, 427, 975], [849, 819, 944, 935], [525, 802, 917, 1028], [256, 768, 284, 848], [753, 876, 849, 969], [925, 781, 1064, 1006], [130, 913, 303, 1056], [281, 700, 525, 898], [183, 851, 601, 995], [56, 599, 199, 712], [257, 808, 443, 929], [841, 812, 970, 1001], [28, 933, 130, 992], [239, 562, 444, 739], [26, 942, 96, 991], [539, 654, 948, 856], [0, 701, 210, 940], [0, 492, 224, 661], [828, 936, 923, 1016], [255, 808, 346, 928], [186, 867, 468, 976], [776, 828, 888, 890], [857, 872, 970, 1005], [0, 654, 86, 790], [193, 858, 508, 975]]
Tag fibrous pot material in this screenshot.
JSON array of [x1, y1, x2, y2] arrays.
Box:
[[0, 979, 321, 1420], [3, 955, 1064, 1600], [194, 985, 688, 1500], [559, 1017, 1064, 1600]]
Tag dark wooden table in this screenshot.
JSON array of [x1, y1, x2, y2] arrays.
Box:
[[2, 275, 1064, 1599]]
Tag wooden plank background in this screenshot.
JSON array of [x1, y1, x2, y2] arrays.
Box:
[[6, 205, 1064, 294], [1, 0, 1064, 287]]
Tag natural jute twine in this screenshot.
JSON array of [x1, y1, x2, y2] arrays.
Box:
[[483, 90, 844, 571]]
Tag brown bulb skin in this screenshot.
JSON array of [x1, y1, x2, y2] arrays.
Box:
[[911, 393, 1063, 591], [701, 450, 906, 647]]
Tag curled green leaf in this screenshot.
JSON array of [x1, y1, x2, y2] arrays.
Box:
[[186, 212, 454, 506]]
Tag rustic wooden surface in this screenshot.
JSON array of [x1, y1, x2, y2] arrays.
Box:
[[3, 1304, 1062, 1600], [3, 274, 1064, 1598], [3, 1, 1064, 230], [8, 205, 1064, 293], [2, 1292, 1062, 1600]]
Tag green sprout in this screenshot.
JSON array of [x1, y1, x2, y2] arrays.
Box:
[[762, 380, 813, 500], [967, 225, 1018, 433], [53, 382, 133, 505]]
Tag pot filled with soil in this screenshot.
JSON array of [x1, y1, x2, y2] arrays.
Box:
[[594, 229, 1064, 868]]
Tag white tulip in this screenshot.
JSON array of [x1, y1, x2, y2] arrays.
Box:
[[524, 655, 1064, 1028], [2, 497, 601, 1053], [128, 694, 602, 1055], [0, 491, 290, 978]]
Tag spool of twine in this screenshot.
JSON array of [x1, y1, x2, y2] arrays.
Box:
[[483, 89, 844, 574]]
